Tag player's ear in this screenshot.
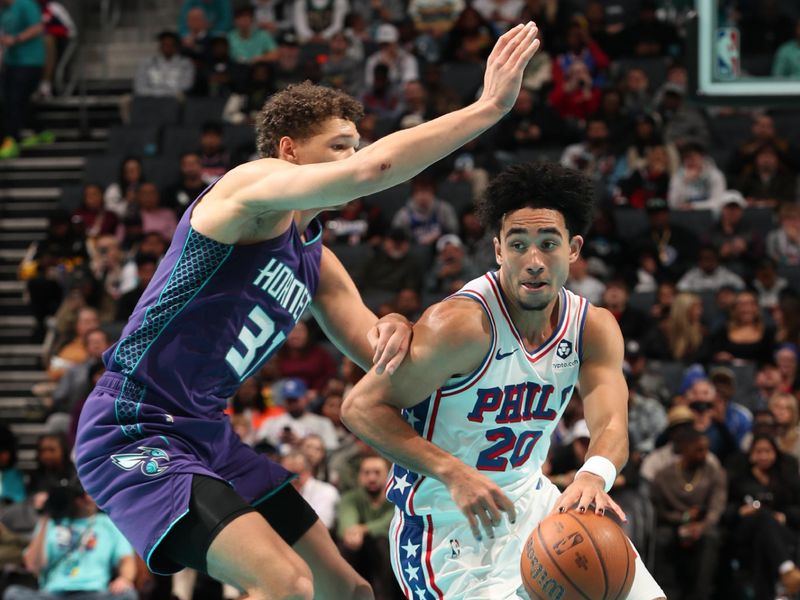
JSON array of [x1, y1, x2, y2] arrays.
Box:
[[568, 235, 583, 263], [278, 136, 300, 164], [493, 235, 502, 266]]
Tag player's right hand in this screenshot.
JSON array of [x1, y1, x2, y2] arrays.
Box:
[[478, 21, 540, 115], [443, 465, 517, 541]]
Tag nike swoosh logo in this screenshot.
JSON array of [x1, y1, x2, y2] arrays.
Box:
[[495, 349, 518, 360]]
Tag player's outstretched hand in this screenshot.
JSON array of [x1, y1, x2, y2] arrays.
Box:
[[550, 471, 627, 522], [479, 21, 540, 115], [443, 464, 517, 541], [368, 313, 412, 375]]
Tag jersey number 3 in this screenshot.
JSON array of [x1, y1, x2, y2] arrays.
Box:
[[476, 428, 543, 471], [226, 305, 286, 380]]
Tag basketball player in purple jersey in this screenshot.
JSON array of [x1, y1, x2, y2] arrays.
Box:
[[75, 22, 542, 600], [343, 163, 666, 598]]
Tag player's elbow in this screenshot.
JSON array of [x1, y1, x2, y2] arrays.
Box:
[[340, 391, 373, 436]]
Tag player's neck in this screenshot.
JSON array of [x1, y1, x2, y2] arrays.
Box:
[[500, 281, 561, 349]]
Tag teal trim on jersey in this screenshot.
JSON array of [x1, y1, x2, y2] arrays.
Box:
[[251, 476, 297, 506], [440, 291, 495, 391], [302, 219, 322, 247], [158, 436, 170, 445], [113, 229, 233, 376], [145, 508, 190, 575]]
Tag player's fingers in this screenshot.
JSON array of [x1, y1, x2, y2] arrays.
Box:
[[488, 23, 524, 62], [376, 328, 401, 364], [480, 496, 503, 528], [383, 341, 409, 375], [463, 509, 482, 541], [497, 21, 534, 65], [475, 504, 495, 539], [372, 330, 389, 374], [510, 24, 539, 69], [604, 495, 628, 522], [367, 326, 380, 362], [552, 488, 578, 514], [492, 489, 517, 524], [576, 488, 596, 514], [514, 36, 541, 70]]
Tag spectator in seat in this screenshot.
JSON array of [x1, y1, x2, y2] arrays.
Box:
[[28, 433, 75, 495], [257, 378, 339, 451], [642, 292, 710, 364], [725, 434, 800, 598], [769, 391, 800, 462], [355, 228, 422, 293], [495, 87, 562, 156], [391, 173, 458, 247], [766, 202, 800, 267], [134, 183, 177, 242], [600, 278, 651, 343], [711, 289, 775, 363], [728, 113, 793, 178], [424, 234, 480, 297], [775, 343, 800, 393], [320, 32, 363, 96], [180, 6, 213, 67], [364, 24, 418, 91], [560, 118, 616, 189], [677, 245, 745, 294], [191, 35, 244, 97], [4, 478, 137, 600], [164, 152, 207, 218], [709, 366, 752, 449], [657, 83, 710, 148], [293, 0, 348, 44], [133, 31, 195, 98], [622, 113, 679, 175], [178, 0, 231, 38], [360, 64, 400, 119], [551, 20, 609, 89], [651, 430, 726, 600], [627, 369, 668, 454], [621, 68, 654, 115], [38, 1, 77, 98], [47, 307, 99, 382], [71, 184, 119, 241], [753, 257, 789, 310], [634, 196, 697, 279], [471, 0, 524, 33], [104, 157, 143, 219], [336, 456, 397, 600], [548, 59, 601, 123], [228, 5, 277, 65], [0, 426, 25, 506], [772, 17, 800, 78], [565, 255, 604, 305], [299, 433, 332, 482], [735, 143, 796, 209], [280, 451, 339, 530], [114, 254, 157, 322], [272, 31, 305, 89], [616, 143, 671, 209], [754, 362, 782, 410], [276, 320, 337, 392], [622, 0, 680, 58], [197, 121, 230, 184], [706, 190, 757, 277], [667, 142, 726, 212]]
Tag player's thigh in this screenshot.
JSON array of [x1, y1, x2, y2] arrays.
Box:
[[293, 519, 373, 600], [207, 511, 313, 599]]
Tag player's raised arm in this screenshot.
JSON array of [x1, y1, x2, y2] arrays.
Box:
[[341, 299, 518, 541], [227, 22, 540, 212], [551, 305, 629, 521]]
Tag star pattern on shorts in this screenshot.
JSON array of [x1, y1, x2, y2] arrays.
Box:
[[404, 564, 420, 581], [393, 473, 412, 495], [402, 539, 420, 558], [406, 410, 420, 429], [414, 586, 428, 599]]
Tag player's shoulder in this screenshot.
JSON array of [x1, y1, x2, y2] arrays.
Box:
[[580, 304, 624, 361], [416, 295, 491, 349], [211, 157, 291, 194]]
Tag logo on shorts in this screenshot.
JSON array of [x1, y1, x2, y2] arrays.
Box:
[[449, 539, 461, 558], [556, 340, 573, 359], [111, 447, 170, 476]]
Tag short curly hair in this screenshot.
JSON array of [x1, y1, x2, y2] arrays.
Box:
[[255, 82, 364, 158], [477, 162, 594, 237]]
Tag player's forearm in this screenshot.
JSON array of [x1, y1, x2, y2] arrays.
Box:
[[23, 517, 49, 575], [117, 555, 137, 583], [312, 302, 376, 371], [585, 422, 629, 473], [354, 100, 502, 193], [341, 399, 460, 482]]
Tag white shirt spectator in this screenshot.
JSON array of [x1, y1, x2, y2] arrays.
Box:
[[133, 54, 195, 97], [298, 477, 340, 529], [293, 0, 349, 42], [566, 274, 606, 306], [472, 0, 524, 31], [677, 265, 745, 293], [258, 412, 340, 451], [667, 157, 726, 212], [364, 24, 419, 88]]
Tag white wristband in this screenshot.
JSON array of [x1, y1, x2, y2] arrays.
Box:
[[576, 456, 616, 493]]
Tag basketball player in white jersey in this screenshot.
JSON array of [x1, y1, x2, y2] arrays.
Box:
[[342, 162, 666, 599]]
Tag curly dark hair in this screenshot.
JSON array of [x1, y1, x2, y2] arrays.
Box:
[[255, 82, 364, 158], [477, 162, 594, 237]]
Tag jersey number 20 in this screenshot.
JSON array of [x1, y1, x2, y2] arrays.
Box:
[[476, 427, 543, 471]]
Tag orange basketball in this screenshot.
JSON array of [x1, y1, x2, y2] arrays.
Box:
[[520, 510, 636, 600]]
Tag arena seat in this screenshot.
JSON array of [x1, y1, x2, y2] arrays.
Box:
[[612, 208, 649, 238], [670, 209, 713, 237], [628, 291, 656, 314], [130, 96, 181, 127], [160, 126, 201, 158], [436, 179, 473, 214], [329, 242, 369, 274], [742, 207, 776, 238], [363, 182, 411, 221], [183, 97, 227, 126], [59, 184, 84, 213], [83, 155, 124, 187], [441, 62, 484, 104], [107, 125, 160, 157], [142, 157, 179, 190]]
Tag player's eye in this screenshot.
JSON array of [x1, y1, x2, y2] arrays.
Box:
[[332, 144, 346, 151], [542, 240, 558, 250]]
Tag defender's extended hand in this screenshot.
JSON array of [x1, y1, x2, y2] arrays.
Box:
[[368, 314, 412, 375], [479, 21, 541, 115]]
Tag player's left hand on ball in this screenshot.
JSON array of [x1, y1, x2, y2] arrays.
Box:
[[550, 471, 626, 522], [368, 314, 412, 375]]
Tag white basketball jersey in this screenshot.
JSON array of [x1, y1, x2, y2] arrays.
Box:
[[386, 271, 589, 518]]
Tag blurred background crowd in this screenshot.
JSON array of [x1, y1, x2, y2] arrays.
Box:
[[3, 0, 800, 598]]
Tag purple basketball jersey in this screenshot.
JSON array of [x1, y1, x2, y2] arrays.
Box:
[[104, 191, 322, 414]]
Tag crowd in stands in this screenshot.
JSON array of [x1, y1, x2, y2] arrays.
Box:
[[5, 0, 800, 598]]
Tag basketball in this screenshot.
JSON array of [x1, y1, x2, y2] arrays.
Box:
[[520, 510, 636, 600]]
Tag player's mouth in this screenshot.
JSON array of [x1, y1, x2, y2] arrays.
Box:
[[521, 281, 548, 292]]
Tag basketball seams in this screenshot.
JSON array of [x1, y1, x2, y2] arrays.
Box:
[[535, 524, 593, 600], [564, 512, 610, 600]]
